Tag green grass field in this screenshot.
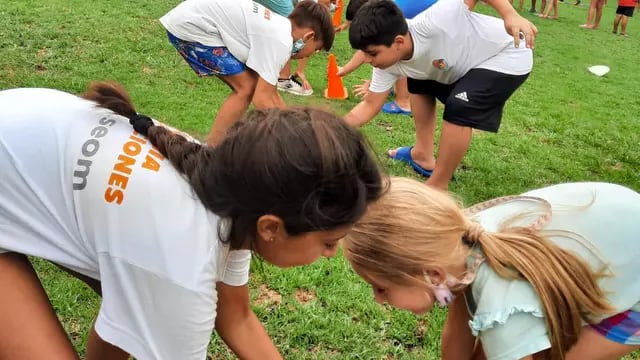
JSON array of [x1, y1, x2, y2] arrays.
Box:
[[1, 0, 639, 358]]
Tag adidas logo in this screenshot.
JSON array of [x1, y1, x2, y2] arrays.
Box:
[[454, 91, 469, 102]]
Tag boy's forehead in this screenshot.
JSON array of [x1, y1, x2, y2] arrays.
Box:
[[363, 45, 385, 53]]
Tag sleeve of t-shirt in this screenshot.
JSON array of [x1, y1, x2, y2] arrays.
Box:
[[369, 67, 400, 93], [246, 35, 291, 85], [479, 312, 551, 360], [219, 249, 252, 286], [94, 254, 217, 360]]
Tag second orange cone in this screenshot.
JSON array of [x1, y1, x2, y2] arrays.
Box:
[[324, 53, 348, 100]]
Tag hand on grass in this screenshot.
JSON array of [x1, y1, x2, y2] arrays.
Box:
[[353, 80, 370, 98]]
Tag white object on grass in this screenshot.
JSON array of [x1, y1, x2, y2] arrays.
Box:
[[588, 65, 610, 77]]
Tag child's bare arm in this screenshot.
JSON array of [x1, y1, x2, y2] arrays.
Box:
[[337, 50, 367, 77], [441, 295, 476, 360], [344, 89, 388, 127], [466, 0, 538, 48]]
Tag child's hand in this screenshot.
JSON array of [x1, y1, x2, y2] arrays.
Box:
[[337, 66, 346, 77], [335, 22, 350, 33], [503, 13, 538, 49], [353, 80, 370, 98], [295, 72, 312, 90]]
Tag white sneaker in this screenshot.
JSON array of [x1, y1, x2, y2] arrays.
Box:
[[277, 76, 313, 96]]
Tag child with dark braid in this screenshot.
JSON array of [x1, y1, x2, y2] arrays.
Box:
[[0, 81, 384, 359]]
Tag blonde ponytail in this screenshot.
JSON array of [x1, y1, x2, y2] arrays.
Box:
[[469, 228, 613, 359]]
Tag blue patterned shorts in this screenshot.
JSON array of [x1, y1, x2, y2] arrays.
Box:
[[166, 31, 246, 77]]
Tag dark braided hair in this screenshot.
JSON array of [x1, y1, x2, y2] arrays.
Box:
[[82, 81, 385, 249]]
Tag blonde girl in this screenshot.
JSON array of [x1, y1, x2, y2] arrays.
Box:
[[344, 177, 640, 360]]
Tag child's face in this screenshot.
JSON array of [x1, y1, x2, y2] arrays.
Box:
[[354, 268, 434, 315], [254, 224, 349, 267], [361, 41, 404, 69]]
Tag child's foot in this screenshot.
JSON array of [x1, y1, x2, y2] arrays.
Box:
[[621, 32, 629, 37], [277, 75, 313, 96], [387, 147, 436, 178], [528, 7, 537, 12], [573, 0, 581, 5], [579, 23, 593, 29]]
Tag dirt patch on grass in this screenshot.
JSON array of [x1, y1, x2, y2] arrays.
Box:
[[254, 284, 281, 307], [294, 288, 316, 304]]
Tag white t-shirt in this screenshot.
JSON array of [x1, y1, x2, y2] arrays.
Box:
[[160, 0, 293, 85], [369, 0, 533, 93], [0, 88, 252, 360], [467, 182, 640, 359]]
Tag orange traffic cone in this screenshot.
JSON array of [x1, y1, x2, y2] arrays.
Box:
[[324, 53, 348, 100], [332, 0, 343, 28]]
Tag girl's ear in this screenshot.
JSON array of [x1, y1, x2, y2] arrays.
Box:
[[425, 269, 447, 286], [256, 215, 285, 243]]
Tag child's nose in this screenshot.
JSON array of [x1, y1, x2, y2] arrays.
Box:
[[323, 247, 338, 258]]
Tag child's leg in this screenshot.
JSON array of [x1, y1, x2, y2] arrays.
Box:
[[530, 0, 537, 12], [581, 0, 597, 26], [428, 120, 472, 190], [430, 69, 528, 190], [0, 253, 79, 359], [278, 60, 293, 81], [542, 0, 554, 17], [613, 13, 622, 32], [621, 14, 630, 34], [208, 71, 258, 146], [393, 77, 412, 111], [541, 0, 548, 12], [164, 33, 258, 146], [594, 0, 605, 28], [553, 0, 559, 17], [387, 93, 438, 172], [519, 0, 525, 11]]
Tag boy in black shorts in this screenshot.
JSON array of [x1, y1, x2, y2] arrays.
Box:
[[613, 0, 637, 36], [344, 0, 534, 190]]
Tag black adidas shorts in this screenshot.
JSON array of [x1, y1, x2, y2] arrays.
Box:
[[407, 68, 529, 133]]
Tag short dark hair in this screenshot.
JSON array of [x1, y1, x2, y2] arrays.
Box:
[[349, 0, 408, 50], [289, 0, 335, 51], [346, 0, 370, 21], [83, 82, 385, 251]]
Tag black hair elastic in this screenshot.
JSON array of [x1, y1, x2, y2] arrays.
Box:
[[129, 114, 154, 136]]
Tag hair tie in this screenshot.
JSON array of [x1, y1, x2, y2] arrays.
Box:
[[129, 113, 154, 136], [463, 222, 484, 246]]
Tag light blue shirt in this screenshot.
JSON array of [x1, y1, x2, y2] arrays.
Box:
[[466, 182, 640, 360], [254, 0, 295, 16]]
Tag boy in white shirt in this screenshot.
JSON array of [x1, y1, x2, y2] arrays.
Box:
[[160, 0, 334, 146], [344, 0, 534, 190]]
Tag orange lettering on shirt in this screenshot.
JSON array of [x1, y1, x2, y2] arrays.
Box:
[[113, 154, 136, 175], [104, 187, 124, 205]]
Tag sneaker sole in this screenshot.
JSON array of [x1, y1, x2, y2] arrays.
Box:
[[276, 87, 313, 96]]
